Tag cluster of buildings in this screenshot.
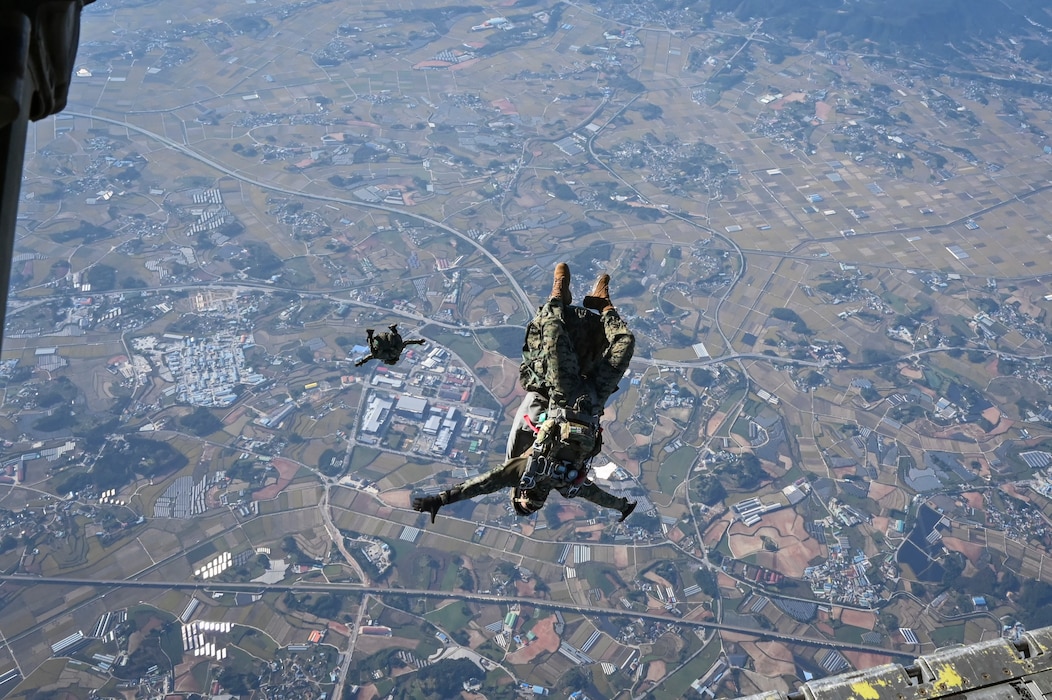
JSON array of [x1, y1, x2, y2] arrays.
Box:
[[6, 287, 110, 339], [0, 487, 148, 565], [181, 620, 232, 660], [52, 608, 128, 666], [357, 350, 497, 461], [412, 347, 477, 401], [607, 137, 737, 200], [358, 538, 392, 576], [155, 333, 264, 407], [803, 545, 880, 608], [826, 498, 869, 528], [181, 187, 231, 237], [733, 564, 785, 588], [1027, 453, 1052, 497], [0, 456, 28, 485], [471, 16, 512, 31], [732, 497, 784, 527], [194, 552, 233, 580], [975, 491, 1051, 543], [257, 638, 341, 700], [256, 400, 297, 430], [50, 630, 90, 657], [973, 293, 1052, 345], [154, 472, 228, 519]]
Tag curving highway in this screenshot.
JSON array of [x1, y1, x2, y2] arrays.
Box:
[[64, 109, 534, 318]]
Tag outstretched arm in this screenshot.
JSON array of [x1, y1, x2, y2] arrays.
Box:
[[404, 339, 427, 346], [354, 355, 374, 367]]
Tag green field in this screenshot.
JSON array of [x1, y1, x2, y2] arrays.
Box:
[[21, 658, 70, 692], [374, 679, 395, 698], [657, 444, 697, 496], [129, 603, 177, 623], [187, 541, 218, 566], [714, 388, 747, 433], [714, 531, 733, 560], [652, 637, 723, 700], [833, 624, 867, 644], [348, 445, 381, 472], [49, 525, 90, 569], [476, 327, 521, 359], [381, 536, 417, 566], [160, 623, 185, 666], [399, 460, 441, 483], [422, 328, 483, 366], [224, 645, 260, 676], [190, 659, 214, 693], [241, 519, 269, 542], [424, 601, 474, 634], [577, 561, 624, 597], [439, 562, 459, 590], [930, 623, 966, 646], [475, 639, 506, 664], [232, 625, 279, 659]]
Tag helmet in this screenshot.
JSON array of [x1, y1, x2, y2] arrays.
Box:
[[511, 485, 545, 516]]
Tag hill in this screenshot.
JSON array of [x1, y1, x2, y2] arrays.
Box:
[[709, 0, 1052, 63]]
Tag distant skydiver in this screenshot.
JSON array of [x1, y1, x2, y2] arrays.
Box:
[[412, 263, 637, 523], [354, 325, 426, 367]]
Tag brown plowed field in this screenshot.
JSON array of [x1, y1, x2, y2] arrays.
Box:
[[253, 458, 300, 501], [506, 614, 560, 664]]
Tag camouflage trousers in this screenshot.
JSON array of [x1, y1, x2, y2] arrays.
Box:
[[519, 300, 636, 413], [442, 455, 630, 513]]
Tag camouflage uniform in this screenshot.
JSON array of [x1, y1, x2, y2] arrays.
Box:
[[438, 455, 630, 515], [519, 299, 636, 415], [355, 325, 425, 367], [411, 268, 637, 523], [432, 392, 632, 516]]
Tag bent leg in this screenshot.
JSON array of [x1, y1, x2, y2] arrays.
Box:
[[562, 480, 631, 513], [443, 456, 528, 504]]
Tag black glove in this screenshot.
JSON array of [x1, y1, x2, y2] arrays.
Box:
[[412, 495, 443, 524]]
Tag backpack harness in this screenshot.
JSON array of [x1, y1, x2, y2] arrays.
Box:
[[517, 405, 602, 500]]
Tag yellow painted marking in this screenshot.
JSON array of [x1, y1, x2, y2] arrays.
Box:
[[935, 665, 964, 688], [850, 681, 880, 699]]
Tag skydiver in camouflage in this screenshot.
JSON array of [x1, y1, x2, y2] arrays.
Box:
[[519, 262, 636, 417], [412, 263, 637, 523], [354, 324, 426, 367]]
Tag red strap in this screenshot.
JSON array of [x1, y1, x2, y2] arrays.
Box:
[[522, 413, 540, 434]]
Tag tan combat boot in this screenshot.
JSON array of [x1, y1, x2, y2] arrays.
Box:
[[551, 262, 571, 305], [584, 273, 612, 312]]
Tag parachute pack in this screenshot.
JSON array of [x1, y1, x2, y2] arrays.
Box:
[[513, 403, 602, 514]]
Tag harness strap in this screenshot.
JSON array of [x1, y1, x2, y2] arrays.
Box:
[[523, 413, 541, 434]]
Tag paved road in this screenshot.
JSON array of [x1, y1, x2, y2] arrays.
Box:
[[64, 109, 534, 319], [0, 575, 913, 659]]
